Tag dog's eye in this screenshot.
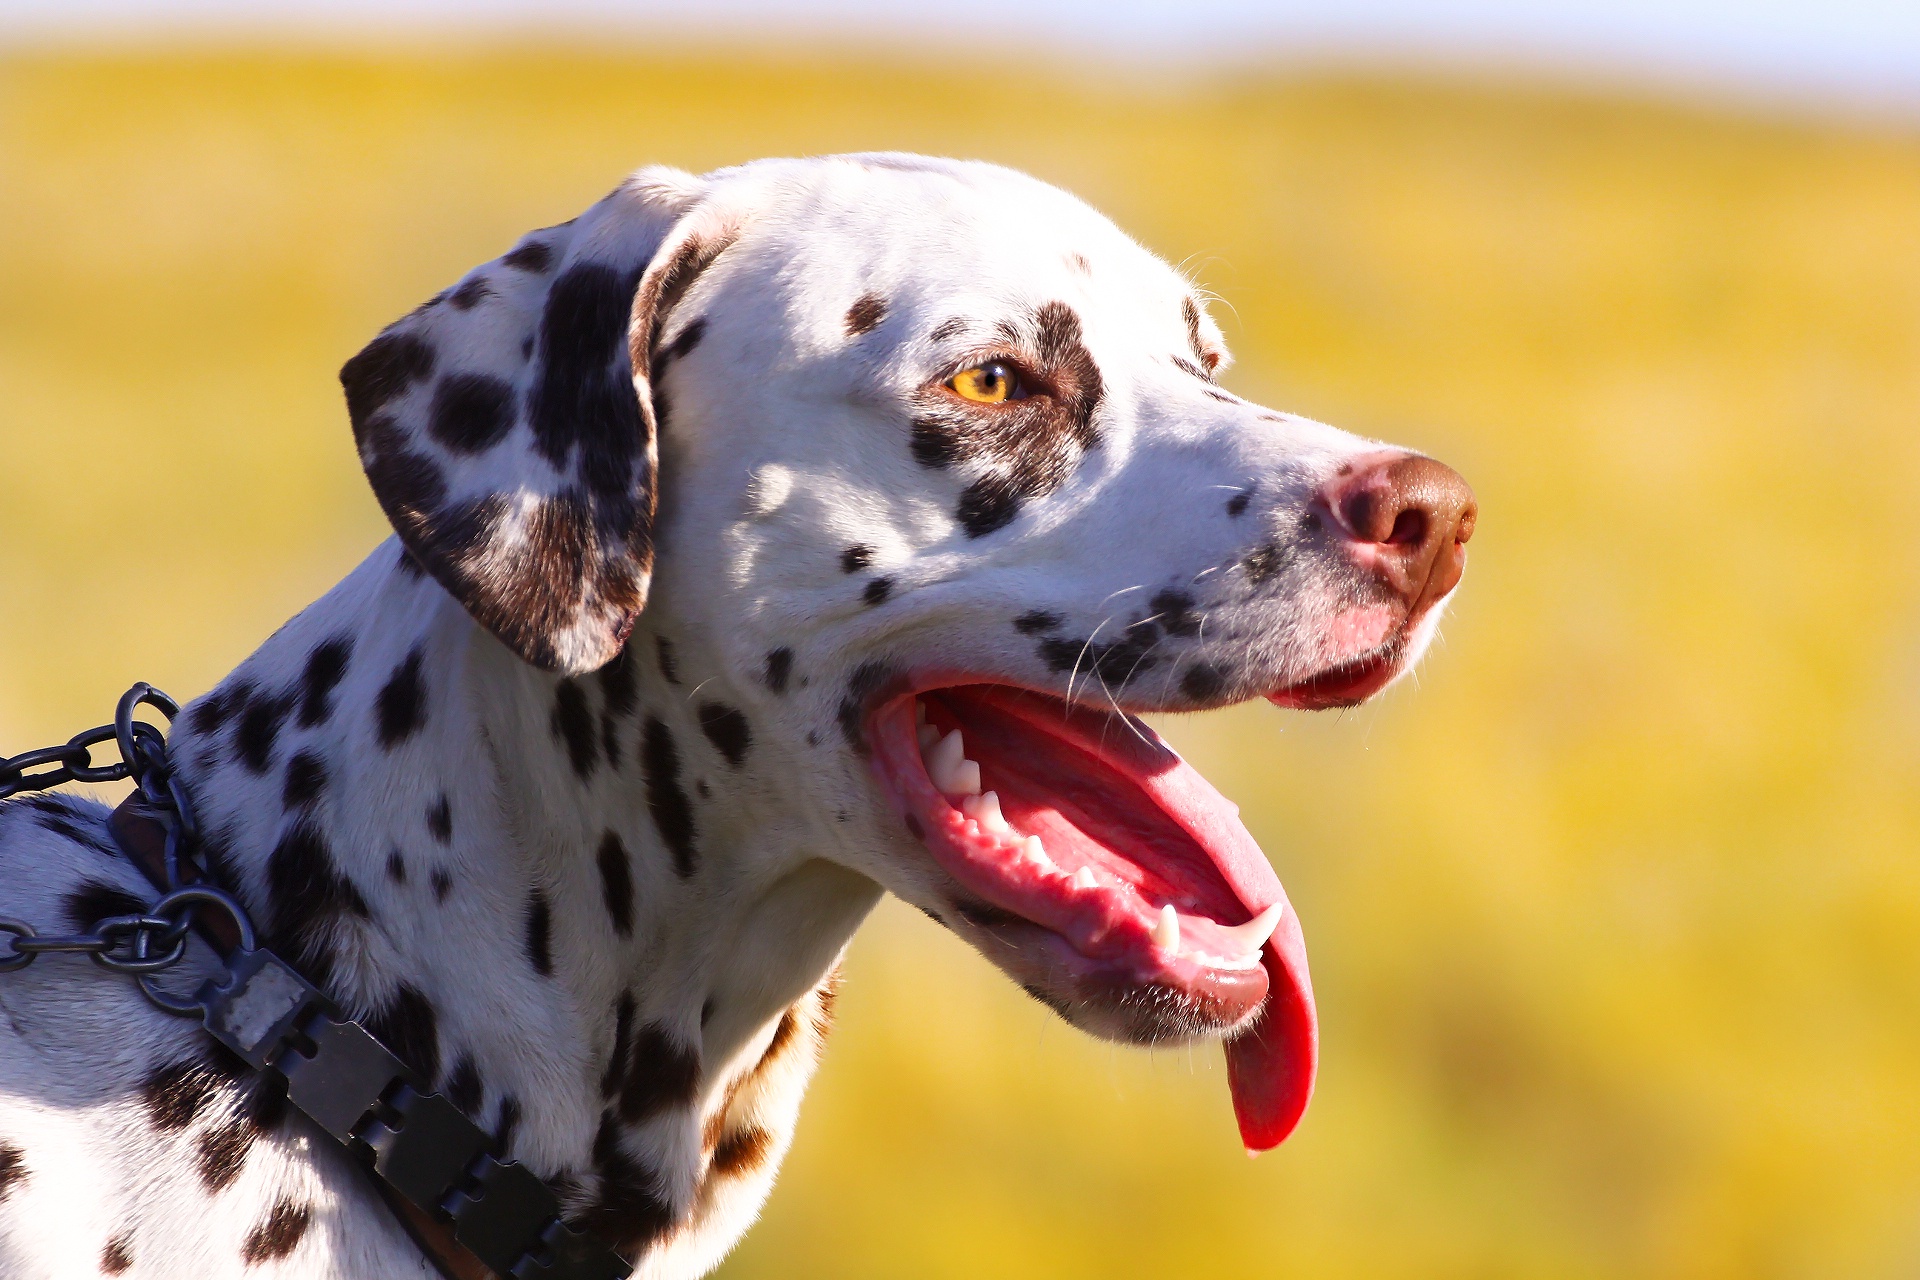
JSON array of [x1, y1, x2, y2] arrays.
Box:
[[948, 361, 1025, 405]]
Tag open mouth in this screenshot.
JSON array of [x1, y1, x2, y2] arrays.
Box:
[[867, 682, 1318, 1152]]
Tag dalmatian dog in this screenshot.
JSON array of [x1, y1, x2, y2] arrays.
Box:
[[0, 153, 1474, 1277]]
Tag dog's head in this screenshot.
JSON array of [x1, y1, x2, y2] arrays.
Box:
[[344, 154, 1475, 1151]]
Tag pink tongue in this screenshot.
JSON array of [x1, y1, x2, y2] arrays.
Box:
[[1226, 934, 1318, 1151], [965, 687, 1319, 1151]]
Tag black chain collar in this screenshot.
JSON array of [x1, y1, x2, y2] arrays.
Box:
[[2, 685, 632, 1280]]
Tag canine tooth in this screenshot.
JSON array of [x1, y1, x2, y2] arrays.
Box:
[[1151, 904, 1180, 952], [925, 729, 965, 789], [917, 724, 940, 751], [1072, 866, 1097, 891], [1217, 903, 1285, 956], [962, 791, 1013, 837]]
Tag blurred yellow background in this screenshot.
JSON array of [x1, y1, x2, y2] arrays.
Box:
[[3, 47, 1919, 1279]]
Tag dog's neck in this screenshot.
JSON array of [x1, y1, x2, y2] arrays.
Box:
[[169, 539, 880, 1254]]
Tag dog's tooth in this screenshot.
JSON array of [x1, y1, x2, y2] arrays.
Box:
[[917, 724, 940, 751], [963, 791, 1013, 837], [1022, 835, 1051, 867], [1216, 903, 1285, 957], [951, 759, 982, 796], [1073, 866, 1098, 891], [1151, 904, 1180, 952], [925, 729, 965, 789]]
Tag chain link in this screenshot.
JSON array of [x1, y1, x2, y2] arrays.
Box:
[[0, 684, 233, 1002]]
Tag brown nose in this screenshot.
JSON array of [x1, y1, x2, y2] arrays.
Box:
[[1323, 453, 1477, 615]]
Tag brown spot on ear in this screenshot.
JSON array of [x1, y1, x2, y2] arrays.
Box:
[[711, 1125, 774, 1178], [845, 293, 887, 336]]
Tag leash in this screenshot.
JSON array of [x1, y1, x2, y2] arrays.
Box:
[[0, 685, 631, 1280]]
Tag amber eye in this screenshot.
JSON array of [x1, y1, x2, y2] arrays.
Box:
[[947, 361, 1024, 405]]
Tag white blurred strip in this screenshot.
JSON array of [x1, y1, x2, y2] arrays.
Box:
[[1, 0, 1917, 118]]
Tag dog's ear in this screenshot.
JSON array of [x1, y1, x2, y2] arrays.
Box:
[[341, 166, 737, 675]]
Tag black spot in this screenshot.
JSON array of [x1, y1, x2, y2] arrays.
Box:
[[386, 849, 407, 884], [694, 703, 752, 768], [188, 681, 248, 736], [340, 331, 435, 442], [579, 1114, 674, 1253], [427, 373, 517, 454], [141, 1060, 217, 1131], [448, 276, 492, 310], [494, 1096, 522, 1155], [376, 648, 428, 749], [1181, 663, 1228, 702], [657, 316, 706, 366], [366, 984, 440, 1085], [0, 1144, 22, 1202], [957, 479, 1021, 537], [430, 868, 452, 903], [1038, 626, 1162, 686], [297, 637, 353, 728], [551, 678, 598, 780], [525, 892, 553, 976], [837, 661, 894, 752], [845, 293, 887, 336], [862, 577, 893, 606], [266, 822, 370, 993], [598, 643, 638, 769], [241, 1199, 312, 1263], [444, 1055, 483, 1118], [101, 1234, 133, 1273], [597, 831, 635, 937], [28, 799, 118, 859], [929, 316, 969, 343], [1150, 590, 1202, 637], [641, 719, 696, 877], [1243, 543, 1287, 585], [909, 417, 959, 469], [502, 239, 552, 272], [601, 993, 636, 1098], [529, 263, 646, 507], [619, 1023, 701, 1123], [1226, 490, 1251, 517], [426, 794, 452, 843], [235, 689, 295, 775], [196, 1116, 254, 1191], [281, 752, 326, 810], [1013, 610, 1061, 635], [655, 636, 680, 685], [61, 880, 144, 931], [840, 544, 873, 574], [764, 648, 793, 695]]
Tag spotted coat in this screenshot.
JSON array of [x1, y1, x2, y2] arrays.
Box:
[[0, 153, 1440, 1277]]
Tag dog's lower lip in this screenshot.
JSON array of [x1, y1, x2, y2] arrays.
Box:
[[1266, 647, 1400, 709]]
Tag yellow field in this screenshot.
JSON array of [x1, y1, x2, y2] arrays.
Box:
[[3, 48, 1918, 1279]]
